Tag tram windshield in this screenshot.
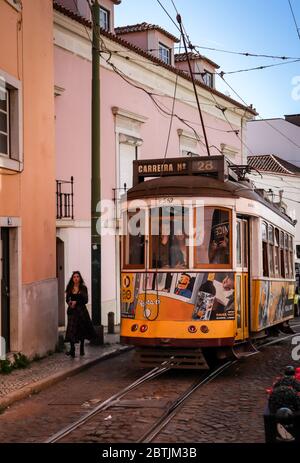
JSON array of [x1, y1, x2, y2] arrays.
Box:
[[150, 206, 189, 269], [195, 207, 231, 266], [123, 209, 145, 268]]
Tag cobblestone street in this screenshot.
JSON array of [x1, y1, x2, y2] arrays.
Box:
[[0, 322, 299, 443]]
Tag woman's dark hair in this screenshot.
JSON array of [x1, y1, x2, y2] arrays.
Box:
[[66, 271, 86, 293]]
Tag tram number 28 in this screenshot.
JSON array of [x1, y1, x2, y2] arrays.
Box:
[[121, 274, 134, 303]]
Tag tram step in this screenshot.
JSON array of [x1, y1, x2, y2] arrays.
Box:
[[232, 341, 259, 359], [135, 348, 209, 370]]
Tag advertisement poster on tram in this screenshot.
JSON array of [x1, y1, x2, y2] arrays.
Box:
[[121, 272, 235, 321], [256, 280, 294, 329]]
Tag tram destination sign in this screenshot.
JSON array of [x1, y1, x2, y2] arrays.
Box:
[[133, 156, 231, 185]]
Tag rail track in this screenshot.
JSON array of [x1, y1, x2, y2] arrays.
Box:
[[46, 323, 300, 444]]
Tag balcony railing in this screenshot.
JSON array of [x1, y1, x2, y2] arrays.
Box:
[[56, 177, 74, 220]]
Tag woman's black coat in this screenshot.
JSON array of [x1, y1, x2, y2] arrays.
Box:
[[65, 286, 96, 343]]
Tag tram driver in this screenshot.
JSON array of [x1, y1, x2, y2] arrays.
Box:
[[208, 212, 230, 265]]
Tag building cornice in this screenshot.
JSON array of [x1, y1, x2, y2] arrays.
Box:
[[112, 106, 148, 123]]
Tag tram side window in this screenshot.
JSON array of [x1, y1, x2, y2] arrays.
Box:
[[242, 220, 248, 268], [195, 207, 231, 267], [280, 231, 285, 278], [236, 221, 242, 267], [274, 228, 280, 277], [262, 222, 269, 277], [123, 210, 145, 268], [289, 235, 294, 277], [268, 225, 275, 277], [150, 206, 189, 269], [285, 233, 289, 277]]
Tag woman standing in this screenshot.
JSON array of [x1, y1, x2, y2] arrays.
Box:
[[65, 271, 96, 357]]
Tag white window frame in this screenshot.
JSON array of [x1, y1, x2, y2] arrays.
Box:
[[159, 42, 171, 65], [100, 6, 109, 31], [202, 71, 213, 88], [0, 88, 10, 157], [177, 128, 199, 157], [0, 69, 23, 172]]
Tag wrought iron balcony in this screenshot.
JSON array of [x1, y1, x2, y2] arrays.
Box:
[[56, 177, 74, 220]]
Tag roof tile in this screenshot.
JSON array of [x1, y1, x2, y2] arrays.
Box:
[[115, 22, 180, 43], [248, 154, 300, 175]]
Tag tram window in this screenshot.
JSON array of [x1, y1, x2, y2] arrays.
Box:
[[284, 234, 289, 277], [280, 231, 285, 278], [236, 221, 242, 267], [262, 222, 269, 277], [123, 210, 145, 268], [268, 225, 275, 277], [262, 222, 268, 241], [274, 228, 280, 277], [289, 236, 294, 277], [150, 206, 189, 269], [242, 221, 248, 269], [195, 207, 231, 267], [262, 242, 269, 277]]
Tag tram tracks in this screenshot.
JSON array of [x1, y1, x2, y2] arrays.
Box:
[[46, 324, 300, 443], [138, 360, 235, 443], [45, 360, 172, 443], [46, 358, 236, 443]]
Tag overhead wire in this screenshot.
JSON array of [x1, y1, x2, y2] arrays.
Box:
[[111, 47, 300, 61], [288, 0, 300, 41], [80, 4, 211, 149], [155, 0, 300, 154], [193, 44, 300, 61], [218, 73, 300, 152], [218, 58, 300, 76], [163, 0, 255, 158], [176, 12, 211, 156], [108, 49, 300, 76], [86, 0, 300, 158]]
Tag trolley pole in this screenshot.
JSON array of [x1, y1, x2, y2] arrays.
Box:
[[91, 0, 103, 343]]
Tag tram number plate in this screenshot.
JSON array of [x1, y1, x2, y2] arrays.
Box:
[[121, 273, 134, 303], [192, 160, 216, 172]]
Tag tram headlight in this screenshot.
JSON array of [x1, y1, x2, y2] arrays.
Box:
[[131, 324, 139, 332], [200, 325, 209, 333], [188, 325, 197, 333], [140, 324, 148, 333]]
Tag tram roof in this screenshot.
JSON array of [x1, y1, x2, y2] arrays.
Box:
[[126, 174, 295, 225]]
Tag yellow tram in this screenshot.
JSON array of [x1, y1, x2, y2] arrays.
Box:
[[120, 156, 295, 368]]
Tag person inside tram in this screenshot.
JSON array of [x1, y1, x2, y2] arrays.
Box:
[[208, 224, 229, 264], [170, 233, 188, 268], [208, 210, 230, 265], [153, 233, 187, 268], [152, 211, 188, 268]]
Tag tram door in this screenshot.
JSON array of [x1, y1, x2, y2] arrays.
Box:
[[236, 218, 249, 340]]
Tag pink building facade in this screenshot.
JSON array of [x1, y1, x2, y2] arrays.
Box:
[[54, 0, 256, 326]]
